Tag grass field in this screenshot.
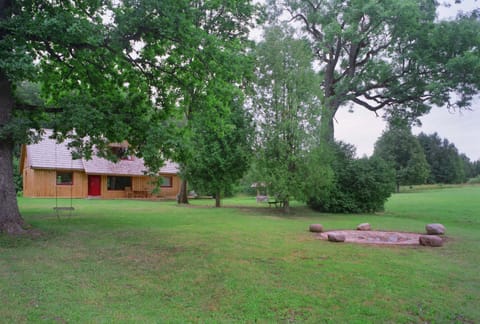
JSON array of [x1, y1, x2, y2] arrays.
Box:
[[1, 186, 479, 323]]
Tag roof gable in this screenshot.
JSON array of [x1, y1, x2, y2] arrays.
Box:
[[26, 130, 84, 170]]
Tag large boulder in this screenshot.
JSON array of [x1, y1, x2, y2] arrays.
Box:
[[309, 224, 324, 233], [419, 235, 443, 247], [328, 233, 346, 242], [426, 223, 446, 235], [356, 223, 371, 231]]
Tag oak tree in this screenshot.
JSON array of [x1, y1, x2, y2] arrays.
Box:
[[270, 0, 480, 145]]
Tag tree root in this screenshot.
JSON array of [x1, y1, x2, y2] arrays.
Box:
[[0, 221, 28, 235]]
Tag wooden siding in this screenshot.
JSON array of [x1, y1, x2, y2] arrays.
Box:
[[22, 168, 88, 198], [23, 167, 180, 199], [155, 174, 181, 198], [102, 174, 180, 199]]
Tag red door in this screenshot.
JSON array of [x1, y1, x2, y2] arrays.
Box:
[[88, 175, 101, 196]]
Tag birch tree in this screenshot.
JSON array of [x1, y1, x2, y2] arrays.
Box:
[[253, 25, 322, 211]]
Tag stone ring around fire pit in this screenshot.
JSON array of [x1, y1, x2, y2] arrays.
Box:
[[318, 230, 423, 245], [310, 223, 446, 246]]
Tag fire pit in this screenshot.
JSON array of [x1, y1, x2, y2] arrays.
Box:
[[318, 230, 423, 245]]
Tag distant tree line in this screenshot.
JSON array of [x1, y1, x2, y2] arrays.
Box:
[[417, 132, 480, 184], [373, 123, 480, 192]]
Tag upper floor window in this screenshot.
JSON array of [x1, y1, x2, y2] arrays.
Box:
[[111, 147, 132, 160]]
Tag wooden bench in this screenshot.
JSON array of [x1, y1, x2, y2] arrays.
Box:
[[268, 200, 283, 208]]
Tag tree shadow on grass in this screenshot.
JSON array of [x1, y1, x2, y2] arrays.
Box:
[[235, 205, 323, 219], [0, 228, 51, 248]]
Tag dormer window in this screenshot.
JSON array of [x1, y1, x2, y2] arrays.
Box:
[[111, 146, 132, 160]]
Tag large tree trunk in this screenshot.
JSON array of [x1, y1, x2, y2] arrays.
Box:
[[320, 61, 340, 146], [177, 178, 189, 204], [319, 106, 335, 145], [0, 72, 26, 234]]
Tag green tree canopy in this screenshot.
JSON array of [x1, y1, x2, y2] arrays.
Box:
[[417, 132, 471, 184], [307, 142, 395, 213], [269, 0, 480, 145], [0, 0, 259, 234], [186, 84, 254, 207], [374, 123, 430, 192], [252, 25, 322, 211]]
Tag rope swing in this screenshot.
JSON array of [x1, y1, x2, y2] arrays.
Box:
[[52, 119, 75, 217]]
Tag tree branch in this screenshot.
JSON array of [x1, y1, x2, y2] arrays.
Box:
[[14, 103, 62, 113]]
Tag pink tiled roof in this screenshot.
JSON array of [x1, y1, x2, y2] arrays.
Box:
[[82, 156, 148, 176], [26, 130, 84, 170], [26, 129, 179, 175], [83, 156, 178, 176]]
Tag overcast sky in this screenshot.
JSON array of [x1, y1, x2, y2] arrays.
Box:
[[336, 0, 480, 161], [335, 98, 480, 160]]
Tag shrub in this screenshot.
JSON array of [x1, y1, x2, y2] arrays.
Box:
[[467, 176, 480, 184], [306, 143, 396, 213]]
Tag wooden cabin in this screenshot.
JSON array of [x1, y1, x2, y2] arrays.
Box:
[[20, 130, 180, 199]]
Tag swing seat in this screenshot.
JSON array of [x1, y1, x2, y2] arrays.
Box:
[[54, 206, 75, 218], [53, 207, 75, 211]]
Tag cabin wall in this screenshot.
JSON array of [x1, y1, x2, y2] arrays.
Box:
[[22, 154, 33, 197], [100, 174, 180, 199], [100, 175, 124, 199], [22, 168, 87, 198], [21, 165, 179, 199], [132, 174, 180, 198], [159, 174, 181, 198]]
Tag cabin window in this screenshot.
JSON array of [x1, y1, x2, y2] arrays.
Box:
[[161, 176, 173, 188], [111, 147, 132, 160], [56, 172, 73, 185], [107, 176, 132, 190]]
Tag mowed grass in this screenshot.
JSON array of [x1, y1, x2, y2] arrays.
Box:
[[1, 187, 479, 323]]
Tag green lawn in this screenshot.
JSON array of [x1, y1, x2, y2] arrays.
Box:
[[1, 187, 479, 323]]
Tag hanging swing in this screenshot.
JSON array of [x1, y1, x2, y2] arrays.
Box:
[[52, 121, 75, 217]]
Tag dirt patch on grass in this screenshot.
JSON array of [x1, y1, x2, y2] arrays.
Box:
[[316, 230, 424, 245]]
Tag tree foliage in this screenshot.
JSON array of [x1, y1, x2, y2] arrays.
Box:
[[269, 0, 480, 144], [252, 25, 322, 211], [184, 82, 254, 207], [307, 143, 395, 213], [136, 0, 259, 205], [0, 0, 259, 233], [417, 132, 474, 184], [373, 123, 430, 191]]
